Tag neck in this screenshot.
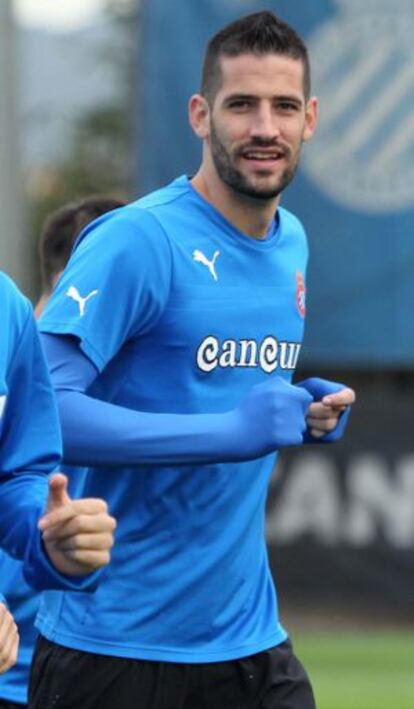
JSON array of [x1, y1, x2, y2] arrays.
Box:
[[191, 165, 280, 239]]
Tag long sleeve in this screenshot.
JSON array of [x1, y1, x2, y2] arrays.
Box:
[[41, 334, 249, 467], [0, 275, 100, 591]]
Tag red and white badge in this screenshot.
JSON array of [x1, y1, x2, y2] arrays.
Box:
[[296, 272, 306, 317]]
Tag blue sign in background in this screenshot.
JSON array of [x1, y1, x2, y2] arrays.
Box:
[[137, 0, 414, 367]]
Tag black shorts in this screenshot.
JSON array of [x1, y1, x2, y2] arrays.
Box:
[[0, 701, 26, 709], [29, 634, 316, 709]]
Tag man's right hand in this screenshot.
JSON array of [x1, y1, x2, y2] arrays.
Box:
[[0, 603, 19, 674], [233, 376, 313, 458], [38, 474, 116, 577]]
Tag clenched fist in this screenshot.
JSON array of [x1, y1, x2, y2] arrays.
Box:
[[297, 377, 355, 442], [232, 376, 313, 459]]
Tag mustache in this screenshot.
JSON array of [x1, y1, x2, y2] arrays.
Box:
[[237, 138, 290, 155]]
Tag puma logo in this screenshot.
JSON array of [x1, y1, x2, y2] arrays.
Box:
[[193, 249, 220, 282], [0, 396, 6, 419], [66, 286, 98, 317]]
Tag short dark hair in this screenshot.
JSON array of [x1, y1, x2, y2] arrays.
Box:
[[39, 195, 125, 293], [201, 11, 310, 102]]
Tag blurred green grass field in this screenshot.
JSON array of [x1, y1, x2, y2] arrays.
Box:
[[293, 631, 414, 709]]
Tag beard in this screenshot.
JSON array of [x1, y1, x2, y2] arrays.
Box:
[[209, 120, 300, 201]]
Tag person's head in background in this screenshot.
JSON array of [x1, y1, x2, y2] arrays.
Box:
[[35, 195, 126, 317]]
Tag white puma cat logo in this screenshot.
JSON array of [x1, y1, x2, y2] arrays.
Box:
[[193, 249, 220, 282], [66, 286, 98, 317], [0, 396, 6, 419]]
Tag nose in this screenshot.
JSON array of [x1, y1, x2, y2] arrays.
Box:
[[250, 103, 280, 141]]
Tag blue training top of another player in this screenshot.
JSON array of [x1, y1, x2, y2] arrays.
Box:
[[0, 272, 82, 591]]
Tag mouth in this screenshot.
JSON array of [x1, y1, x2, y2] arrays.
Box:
[[239, 147, 287, 169]]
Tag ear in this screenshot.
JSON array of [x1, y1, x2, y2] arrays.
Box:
[[303, 96, 319, 142], [51, 270, 63, 288], [188, 93, 211, 140]]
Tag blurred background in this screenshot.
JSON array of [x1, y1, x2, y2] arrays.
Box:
[[2, 1, 414, 706]]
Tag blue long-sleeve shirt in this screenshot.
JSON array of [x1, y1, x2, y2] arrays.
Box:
[[0, 271, 100, 592]]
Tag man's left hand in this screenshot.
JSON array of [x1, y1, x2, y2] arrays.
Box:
[[297, 378, 356, 442]]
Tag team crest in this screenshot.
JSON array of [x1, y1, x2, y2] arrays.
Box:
[[296, 272, 306, 317], [303, 0, 414, 212]]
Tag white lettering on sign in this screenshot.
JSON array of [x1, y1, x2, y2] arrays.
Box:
[[266, 452, 414, 548]]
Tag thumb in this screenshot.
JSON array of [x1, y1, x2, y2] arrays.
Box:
[[296, 377, 344, 402], [46, 473, 71, 512]]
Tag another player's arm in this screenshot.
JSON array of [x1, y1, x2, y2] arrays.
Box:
[[0, 308, 115, 591]]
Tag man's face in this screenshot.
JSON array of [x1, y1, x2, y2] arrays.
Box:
[[206, 53, 317, 200]]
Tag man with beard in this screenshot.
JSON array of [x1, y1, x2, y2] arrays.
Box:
[[30, 11, 355, 709]]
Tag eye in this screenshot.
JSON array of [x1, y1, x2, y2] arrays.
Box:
[[277, 101, 300, 113], [227, 99, 252, 111]]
